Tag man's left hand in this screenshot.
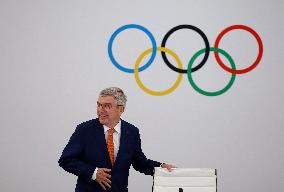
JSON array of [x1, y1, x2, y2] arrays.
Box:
[[161, 163, 177, 172]]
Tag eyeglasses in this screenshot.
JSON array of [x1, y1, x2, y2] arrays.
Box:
[[97, 102, 122, 110]]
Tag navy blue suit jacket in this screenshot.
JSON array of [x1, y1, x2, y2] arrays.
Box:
[[58, 118, 161, 192]]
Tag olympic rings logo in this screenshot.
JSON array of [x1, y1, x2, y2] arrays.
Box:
[[108, 24, 263, 96]]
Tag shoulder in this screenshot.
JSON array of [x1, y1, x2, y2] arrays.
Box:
[[76, 118, 102, 132], [121, 119, 140, 134]]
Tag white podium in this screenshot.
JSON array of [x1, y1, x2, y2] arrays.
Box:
[[152, 168, 217, 192]]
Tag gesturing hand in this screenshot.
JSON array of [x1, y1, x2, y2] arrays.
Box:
[[95, 168, 112, 190], [161, 163, 177, 172]]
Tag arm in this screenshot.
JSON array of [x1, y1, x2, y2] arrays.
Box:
[[58, 125, 96, 181], [131, 129, 161, 176]]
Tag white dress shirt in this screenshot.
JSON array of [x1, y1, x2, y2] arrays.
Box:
[[91, 121, 121, 180]]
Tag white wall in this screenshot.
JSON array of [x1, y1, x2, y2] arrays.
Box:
[[0, 0, 283, 192]]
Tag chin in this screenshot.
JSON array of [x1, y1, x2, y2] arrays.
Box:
[[99, 118, 107, 125]]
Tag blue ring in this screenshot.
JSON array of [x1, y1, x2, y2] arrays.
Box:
[[108, 24, 157, 73]]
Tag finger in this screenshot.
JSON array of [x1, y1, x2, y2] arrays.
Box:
[[98, 182, 106, 190], [104, 177, 112, 185], [104, 173, 111, 178], [167, 167, 173, 172], [102, 180, 111, 189], [102, 168, 111, 172], [166, 165, 174, 171], [169, 165, 177, 171]]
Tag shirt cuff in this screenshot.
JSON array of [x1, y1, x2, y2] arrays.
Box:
[[91, 168, 98, 180]]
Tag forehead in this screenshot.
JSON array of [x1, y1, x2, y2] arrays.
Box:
[[98, 96, 116, 103]]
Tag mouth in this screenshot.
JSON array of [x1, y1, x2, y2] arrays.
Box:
[[99, 114, 108, 119]]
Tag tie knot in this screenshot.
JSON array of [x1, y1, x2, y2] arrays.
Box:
[[108, 128, 115, 134]]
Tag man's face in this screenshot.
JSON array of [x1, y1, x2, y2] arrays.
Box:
[[97, 96, 124, 128]]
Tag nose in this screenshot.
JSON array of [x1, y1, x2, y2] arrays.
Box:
[[98, 105, 108, 113]]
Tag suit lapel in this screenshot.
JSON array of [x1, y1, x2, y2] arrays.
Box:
[[113, 120, 128, 168], [95, 122, 112, 167]]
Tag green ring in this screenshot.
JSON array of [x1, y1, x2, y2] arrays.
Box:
[[187, 47, 236, 96]]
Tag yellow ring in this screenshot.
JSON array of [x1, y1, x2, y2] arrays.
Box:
[[134, 47, 183, 96]]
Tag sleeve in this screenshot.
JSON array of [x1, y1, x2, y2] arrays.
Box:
[[131, 129, 161, 176], [91, 168, 98, 180], [58, 125, 96, 181]]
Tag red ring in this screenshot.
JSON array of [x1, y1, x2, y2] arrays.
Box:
[[214, 25, 263, 74]]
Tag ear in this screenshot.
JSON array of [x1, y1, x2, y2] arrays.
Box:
[[120, 106, 125, 113]]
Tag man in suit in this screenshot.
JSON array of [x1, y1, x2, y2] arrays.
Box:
[[58, 87, 176, 192]]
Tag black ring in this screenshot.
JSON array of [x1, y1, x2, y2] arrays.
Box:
[[161, 25, 210, 73]]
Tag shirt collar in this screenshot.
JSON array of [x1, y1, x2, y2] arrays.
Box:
[[103, 120, 121, 134]]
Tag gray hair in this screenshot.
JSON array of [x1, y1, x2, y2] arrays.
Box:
[[99, 87, 127, 107]]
